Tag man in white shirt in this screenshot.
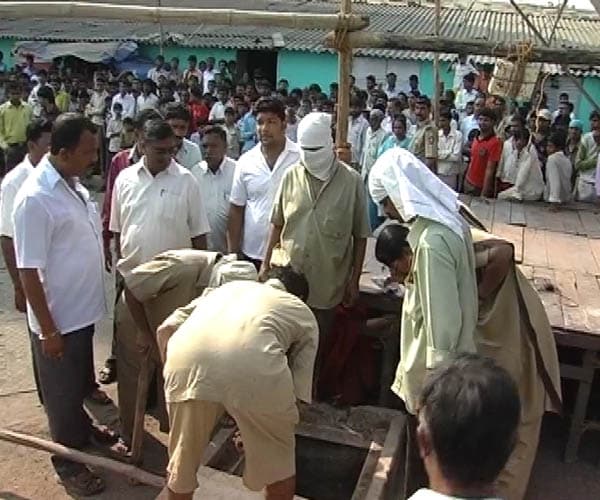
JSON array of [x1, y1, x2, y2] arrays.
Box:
[[408, 354, 519, 500], [384, 72, 399, 99], [163, 102, 203, 169], [191, 126, 236, 253], [228, 97, 300, 269], [460, 95, 484, 145], [183, 55, 203, 87], [110, 119, 210, 279], [27, 69, 48, 116], [451, 54, 478, 91], [111, 80, 136, 119], [347, 97, 369, 167], [208, 86, 229, 124], [12, 114, 112, 495], [203, 56, 217, 95], [0, 119, 52, 313], [454, 73, 478, 118], [136, 79, 159, 112], [437, 110, 463, 190], [147, 55, 169, 85]]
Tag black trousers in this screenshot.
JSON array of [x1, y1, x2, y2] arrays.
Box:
[[31, 325, 95, 475]]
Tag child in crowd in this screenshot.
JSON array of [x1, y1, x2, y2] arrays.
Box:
[[222, 106, 241, 159], [106, 102, 124, 166], [120, 117, 136, 150]]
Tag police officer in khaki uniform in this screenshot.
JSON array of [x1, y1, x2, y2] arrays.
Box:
[[409, 95, 438, 172]]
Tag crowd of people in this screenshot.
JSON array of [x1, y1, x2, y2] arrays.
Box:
[[0, 51, 565, 500]]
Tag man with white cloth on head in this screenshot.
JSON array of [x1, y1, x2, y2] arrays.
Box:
[[262, 112, 370, 382], [368, 146, 479, 498]]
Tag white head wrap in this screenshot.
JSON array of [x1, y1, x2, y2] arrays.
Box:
[[368, 148, 466, 239], [297, 112, 336, 181]]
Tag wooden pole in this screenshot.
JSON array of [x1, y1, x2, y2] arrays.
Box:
[[432, 0, 441, 126], [324, 32, 600, 67], [508, 0, 549, 46], [335, 0, 353, 163], [0, 428, 165, 488], [157, 0, 164, 55], [0, 1, 369, 31]]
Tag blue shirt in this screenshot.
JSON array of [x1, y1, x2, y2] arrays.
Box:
[[240, 112, 257, 154], [378, 135, 411, 157]]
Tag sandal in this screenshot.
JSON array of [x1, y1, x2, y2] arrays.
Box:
[[87, 388, 112, 405], [90, 425, 130, 462], [98, 362, 117, 385], [56, 467, 105, 496]]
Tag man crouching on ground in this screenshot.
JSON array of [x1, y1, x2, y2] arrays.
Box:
[[157, 265, 319, 500]]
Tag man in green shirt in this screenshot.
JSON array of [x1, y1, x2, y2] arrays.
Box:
[[262, 112, 370, 390], [0, 82, 33, 172], [369, 147, 478, 498]]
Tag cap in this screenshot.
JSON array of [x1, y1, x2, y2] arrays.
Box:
[[569, 119, 583, 130], [537, 109, 552, 121]]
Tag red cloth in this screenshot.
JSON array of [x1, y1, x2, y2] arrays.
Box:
[[189, 102, 209, 132], [466, 134, 502, 189], [318, 305, 378, 406]]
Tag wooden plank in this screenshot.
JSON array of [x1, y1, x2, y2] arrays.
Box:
[[469, 197, 493, 229], [351, 441, 383, 500], [492, 199, 511, 227], [586, 238, 600, 275], [554, 270, 589, 333], [545, 231, 599, 275], [574, 272, 600, 334], [523, 228, 549, 268], [524, 203, 552, 230], [533, 267, 564, 329], [491, 222, 524, 263], [509, 201, 526, 226], [577, 209, 600, 239], [556, 208, 585, 235], [296, 422, 380, 450]]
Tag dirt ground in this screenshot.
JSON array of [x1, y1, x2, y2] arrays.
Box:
[[1, 237, 600, 499]]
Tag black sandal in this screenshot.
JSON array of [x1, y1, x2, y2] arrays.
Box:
[[56, 467, 105, 496]]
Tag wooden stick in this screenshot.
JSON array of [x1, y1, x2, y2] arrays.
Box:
[[508, 0, 549, 46], [130, 351, 152, 465], [0, 428, 165, 488], [324, 32, 600, 66], [0, 1, 369, 31], [334, 0, 353, 164]]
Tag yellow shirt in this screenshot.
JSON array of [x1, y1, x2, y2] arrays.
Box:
[[270, 161, 370, 309], [409, 120, 438, 161], [55, 90, 71, 113], [163, 281, 319, 410], [393, 217, 478, 413], [0, 101, 32, 146]]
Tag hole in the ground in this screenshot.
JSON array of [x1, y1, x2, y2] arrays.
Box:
[[208, 434, 369, 499]]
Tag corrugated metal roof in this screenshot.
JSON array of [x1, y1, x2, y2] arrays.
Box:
[[1, 1, 600, 74]]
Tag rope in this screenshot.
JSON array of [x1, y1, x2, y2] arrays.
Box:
[[333, 15, 350, 52]]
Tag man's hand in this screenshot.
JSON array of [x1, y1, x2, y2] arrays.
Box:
[[104, 245, 113, 273], [342, 280, 359, 308], [14, 286, 26, 313], [41, 333, 64, 360], [257, 263, 270, 283]]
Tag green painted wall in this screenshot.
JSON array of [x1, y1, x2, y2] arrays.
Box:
[[277, 50, 338, 91], [138, 43, 236, 64], [576, 77, 600, 133], [419, 60, 454, 97], [0, 38, 15, 68]]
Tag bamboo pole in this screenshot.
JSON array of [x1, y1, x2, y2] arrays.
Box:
[[0, 428, 165, 488], [432, 0, 441, 126], [0, 1, 369, 31], [324, 32, 600, 66], [335, 0, 353, 163]]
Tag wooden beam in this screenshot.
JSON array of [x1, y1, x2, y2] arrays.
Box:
[[0, 1, 370, 31], [0, 428, 165, 488], [335, 0, 353, 163], [325, 32, 600, 66]]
